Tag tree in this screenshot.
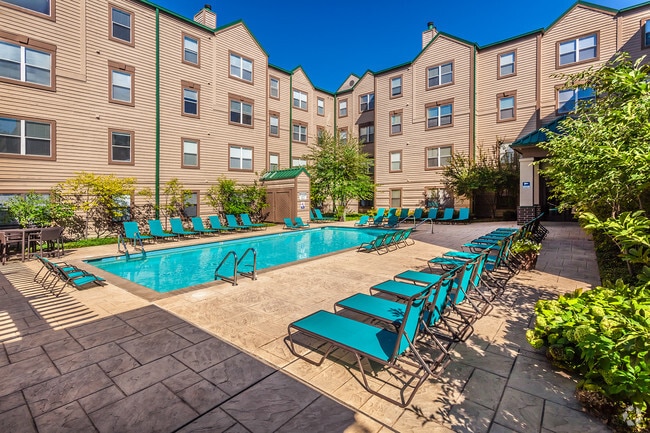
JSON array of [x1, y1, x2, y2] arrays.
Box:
[[538, 53, 650, 219], [307, 131, 375, 220], [56, 172, 137, 238], [5, 191, 74, 228], [161, 178, 192, 224], [205, 177, 268, 222], [443, 144, 519, 218]]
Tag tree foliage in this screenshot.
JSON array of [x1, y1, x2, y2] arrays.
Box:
[[443, 144, 519, 218], [307, 131, 375, 219], [56, 172, 137, 238], [161, 178, 192, 223], [5, 191, 74, 228], [205, 177, 268, 222], [538, 53, 650, 219]]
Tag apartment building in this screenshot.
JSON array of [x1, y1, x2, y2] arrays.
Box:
[[1, 0, 649, 221]]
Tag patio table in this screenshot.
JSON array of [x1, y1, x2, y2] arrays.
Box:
[[0, 227, 43, 262]]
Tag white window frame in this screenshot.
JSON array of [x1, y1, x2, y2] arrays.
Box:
[[229, 145, 253, 171], [0, 116, 52, 157], [390, 151, 402, 172], [360, 93, 375, 111], [426, 146, 452, 169], [229, 53, 253, 82], [426, 103, 453, 128], [0, 41, 52, 88], [293, 123, 307, 143], [183, 88, 198, 116], [293, 89, 307, 110], [390, 76, 402, 97], [292, 158, 307, 167], [110, 6, 133, 45], [557, 87, 594, 113], [359, 124, 374, 144], [183, 35, 199, 65], [499, 52, 515, 77], [390, 111, 402, 135], [269, 153, 279, 171], [182, 139, 198, 168], [558, 33, 597, 66], [317, 97, 324, 116], [338, 99, 347, 117], [229, 99, 253, 126], [110, 69, 132, 104], [269, 77, 279, 98], [427, 62, 453, 88], [110, 130, 132, 163], [499, 96, 515, 120], [269, 113, 279, 136]]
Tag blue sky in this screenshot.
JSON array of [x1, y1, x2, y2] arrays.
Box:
[[154, 0, 643, 92]]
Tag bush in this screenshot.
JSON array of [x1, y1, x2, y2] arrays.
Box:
[[526, 281, 650, 430]]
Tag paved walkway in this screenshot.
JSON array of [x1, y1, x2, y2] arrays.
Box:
[[0, 221, 611, 432]]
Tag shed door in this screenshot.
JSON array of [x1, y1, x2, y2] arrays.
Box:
[[266, 188, 294, 223]]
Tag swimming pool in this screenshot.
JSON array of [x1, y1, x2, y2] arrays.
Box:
[[86, 227, 393, 293]]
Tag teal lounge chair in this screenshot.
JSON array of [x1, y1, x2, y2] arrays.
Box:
[[36, 256, 105, 297], [283, 218, 301, 230], [354, 215, 370, 226], [208, 215, 236, 233], [374, 208, 386, 219], [436, 208, 455, 223], [369, 214, 384, 226], [294, 216, 310, 228], [383, 214, 399, 228], [191, 217, 219, 235], [240, 214, 266, 230], [314, 209, 336, 222], [397, 208, 409, 221], [421, 208, 438, 223], [357, 233, 391, 253], [148, 219, 178, 241], [412, 208, 424, 221], [287, 277, 435, 407], [225, 214, 250, 230], [170, 218, 198, 237], [452, 207, 470, 224], [123, 221, 153, 245]]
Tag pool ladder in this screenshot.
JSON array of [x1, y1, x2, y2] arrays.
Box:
[[214, 248, 257, 286], [117, 233, 146, 260]]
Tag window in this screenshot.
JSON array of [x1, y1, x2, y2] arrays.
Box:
[[390, 75, 402, 97], [269, 153, 279, 171], [360, 93, 374, 111], [183, 192, 198, 217], [0, 116, 53, 158], [293, 89, 308, 110], [390, 189, 401, 208], [427, 62, 453, 88], [339, 128, 347, 143], [181, 81, 199, 117], [229, 145, 253, 171], [269, 77, 279, 98], [338, 99, 347, 117], [498, 92, 516, 121], [229, 95, 253, 127], [499, 51, 515, 78], [109, 5, 133, 46], [390, 110, 402, 135], [359, 123, 374, 144], [108, 62, 134, 105], [269, 112, 279, 136], [1, 0, 52, 17], [426, 101, 453, 129], [293, 122, 307, 143], [0, 39, 53, 89], [109, 129, 133, 164], [426, 146, 452, 169], [182, 34, 199, 66], [389, 151, 402, 172], [182, 138, 199, 168], [558, 87, 594, 113], [229, 52, 252, 82], [644, 19, 650, 49], [292, 158, 307, 167], [113, 195, 131, 222], [317, 97, 325, 116], [558, 33, 597, 66]]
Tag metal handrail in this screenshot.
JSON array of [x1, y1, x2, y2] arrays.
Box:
[[117, 234, 130, 259], [214, 250, 238, 285], [134, 233, 146, 258], [238, 247, 257, 281]]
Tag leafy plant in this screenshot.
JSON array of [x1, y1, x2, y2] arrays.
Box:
[[161, 178, 192, 223], [527, 281, 650, 429], [6, 191, 74, 228], [510, 238, 542, 255], [205, 177, 268, 222]]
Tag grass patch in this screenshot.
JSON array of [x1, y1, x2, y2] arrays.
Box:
[[64, 237, 118, 249]]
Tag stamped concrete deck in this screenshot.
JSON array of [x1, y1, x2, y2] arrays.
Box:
[[0, 221, 611, 432]]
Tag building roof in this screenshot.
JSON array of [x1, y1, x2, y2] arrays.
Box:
[[511, 116, 567, 147], [260, 167, 310, 181]]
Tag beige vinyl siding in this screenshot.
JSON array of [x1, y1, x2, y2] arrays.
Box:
[[213, 23, 268, 183], [289, 68, 313, 163], [539, 5, 617, 123], [267, 67, 291, 169], [476, 34, 539, 147], [617, 5, 650, 61]]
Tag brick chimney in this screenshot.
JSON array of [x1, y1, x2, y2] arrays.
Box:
[[194, 4, 216, 28], [422, 21, 437, 48]]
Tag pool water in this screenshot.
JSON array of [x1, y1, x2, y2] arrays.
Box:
[[86, 227, 393, 293]]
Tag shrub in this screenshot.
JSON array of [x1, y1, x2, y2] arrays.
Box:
[[526, 281, 650, 429]]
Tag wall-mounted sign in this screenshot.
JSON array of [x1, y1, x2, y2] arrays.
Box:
[[300, 202, 305, 209], [522, 181, 531, 188], [298, 192, 308, 200]]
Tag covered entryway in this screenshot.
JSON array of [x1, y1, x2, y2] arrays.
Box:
[[260, 168, 311, 223]]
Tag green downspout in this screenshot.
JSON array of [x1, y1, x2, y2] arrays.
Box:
[[289, 74, 293, 167], [155, 8, 161, 218], [333, 95, 337, 132], [472, 46, 477, 160]]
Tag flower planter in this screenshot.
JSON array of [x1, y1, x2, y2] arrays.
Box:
[[519, 252, 538, 270]]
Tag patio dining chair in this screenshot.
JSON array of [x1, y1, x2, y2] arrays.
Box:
[[28, 226, 64, 258]]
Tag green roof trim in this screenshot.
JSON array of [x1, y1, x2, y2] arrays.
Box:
[[215, 20, 269, 57], [544, 1, 617, 33], [374, 61, 413, 76], [511, 116, 567, 147], [136, 0, 215, 33], [480, 28, 544, 49], [260, 167, 310, 181], [619, 1, 650, 13], [269, 63, 292, 75]]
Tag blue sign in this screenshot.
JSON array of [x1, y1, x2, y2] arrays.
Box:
[[522, 181, 531, 188]]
